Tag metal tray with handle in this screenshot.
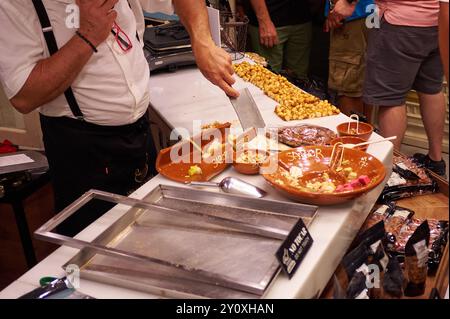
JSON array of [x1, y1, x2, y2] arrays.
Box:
[[35, 185, 318, 299]]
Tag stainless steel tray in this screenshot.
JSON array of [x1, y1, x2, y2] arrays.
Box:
[[36, 185, 317, 298]]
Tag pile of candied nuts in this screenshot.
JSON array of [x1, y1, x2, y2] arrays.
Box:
[[233, 62, 340, 121]]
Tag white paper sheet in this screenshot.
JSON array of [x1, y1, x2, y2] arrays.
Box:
[[0, 154, 34, 167]]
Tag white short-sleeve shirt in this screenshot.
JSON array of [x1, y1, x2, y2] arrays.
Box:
[[140, 0, 174, 14], [0, 0, 150, 126]]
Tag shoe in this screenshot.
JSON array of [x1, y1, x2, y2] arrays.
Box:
[[412, 153, 447, 177]]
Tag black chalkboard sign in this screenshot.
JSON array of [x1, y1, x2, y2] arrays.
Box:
[[275, 218, 313, 279]]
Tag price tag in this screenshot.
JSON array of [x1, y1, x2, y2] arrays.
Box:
[[275, 218, 313, 279]]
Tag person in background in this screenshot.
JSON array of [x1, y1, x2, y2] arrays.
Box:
[[241, 0, 313, 84], [439, 0, 449, 82], [325, 0, 373, 119], [331, 0, 447, 176], [0, 0, 238, 236]]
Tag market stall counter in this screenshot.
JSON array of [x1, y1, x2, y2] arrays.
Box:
[[0, 59, 393, 299]]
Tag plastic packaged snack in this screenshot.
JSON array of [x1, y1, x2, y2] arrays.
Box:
[[356, 220, 387, 249], [382, 256, 404, 298], [404, 221, 430, 297], [360, 203, 395, 231], [342, 243, 370, 280], [427, 221, 449, 274], [344, 221, 388, 299], [367, 240, 389, 299], [394, 219, 447, 254], [384, 206, 415, 249], [378, 156, 438, 203], [346, 270, 369, 299]]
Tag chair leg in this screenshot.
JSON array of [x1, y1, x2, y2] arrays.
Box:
[[12, 201, 37, 269]]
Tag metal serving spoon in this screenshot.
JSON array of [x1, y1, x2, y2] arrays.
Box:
[[189, 177, 267, 198]]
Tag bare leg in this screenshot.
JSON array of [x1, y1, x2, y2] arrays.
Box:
[[337, 96, 364, 116], [377, 105, 407, 150], [418, 91, 446, 161], [363, 104, 373, 124], [338, 96, 374, 124]]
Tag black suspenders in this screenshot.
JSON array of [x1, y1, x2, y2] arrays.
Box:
[[126, 0, 141, 42], [32, 0, 85, 120], [31, 0, 140, 120]]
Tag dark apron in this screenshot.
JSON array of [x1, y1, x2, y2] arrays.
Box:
[[32, 0, 156, 236]]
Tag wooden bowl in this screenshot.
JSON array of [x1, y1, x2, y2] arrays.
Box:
[[260, 146, 386, 205], [336, 122, 373, 141], [331, 136, 368, 152], [233, 150, 270, 175]]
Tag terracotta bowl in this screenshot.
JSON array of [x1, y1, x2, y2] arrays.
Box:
[[336, 122, 373, 141], [331, 136, 368, 152], [156, 123, 232, 183], [260, 146, 386, 205], [233, 150, 270, 175]]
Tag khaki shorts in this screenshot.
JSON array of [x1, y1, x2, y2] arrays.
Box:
[[328, 19, 368, 97]]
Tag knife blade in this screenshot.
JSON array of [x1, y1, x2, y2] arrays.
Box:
[[230, 88, 266, 130]]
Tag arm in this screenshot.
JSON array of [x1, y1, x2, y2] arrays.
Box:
[[326, 0, 357, 30], [249, 0, 278, 48], [172, 0, 239, 97], [10, 0, 118, 114], [439, 1, 449, 82], [11, 37, 93, 114]]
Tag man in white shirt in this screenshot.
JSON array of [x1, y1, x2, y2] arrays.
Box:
[[0, 0, 239, 235]]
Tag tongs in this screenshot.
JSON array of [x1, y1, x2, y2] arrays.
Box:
[[18, 277, 94, 299]]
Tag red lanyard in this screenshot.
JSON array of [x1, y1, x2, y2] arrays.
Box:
[[111, 22, 133, 52]]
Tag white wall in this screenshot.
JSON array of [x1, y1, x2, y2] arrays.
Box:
[[0, 85, 25, 131]]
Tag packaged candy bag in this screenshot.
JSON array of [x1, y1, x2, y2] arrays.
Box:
[[360, 203, 395, 231], [384, 206, 414, 250], [382, 256, 404, 298], [404, 221, 430, 297]]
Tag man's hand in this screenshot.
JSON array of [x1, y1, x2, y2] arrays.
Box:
[[173, 0, 239, 97], [192, 40, 239, 98], [333, 0, 357, 18], [325, 13, 344, 31], [249, 0, 278, 47], [326, 0, 357, 31], [259, 18, 279, 48], [77, 0, 118, 47]]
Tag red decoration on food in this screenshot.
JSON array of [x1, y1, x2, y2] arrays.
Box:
[[350, 179, 361, 188], [358, 175, 370, 185]]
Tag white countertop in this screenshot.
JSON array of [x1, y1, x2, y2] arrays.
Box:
[[0, 58, 393, 299]]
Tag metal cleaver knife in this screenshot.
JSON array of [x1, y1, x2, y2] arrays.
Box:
[[230, 88, 266, 130]]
